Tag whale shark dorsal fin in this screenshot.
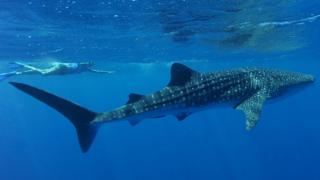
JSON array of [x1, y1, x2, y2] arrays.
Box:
[[168, 63, 199, 87], [235, 89, 267, 130], [126, 93, 144, 104]]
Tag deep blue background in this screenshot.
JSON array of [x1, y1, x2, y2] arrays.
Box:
[[0, 0, 320, 180]]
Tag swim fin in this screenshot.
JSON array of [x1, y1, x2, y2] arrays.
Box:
[[0, 71, 17, 81]]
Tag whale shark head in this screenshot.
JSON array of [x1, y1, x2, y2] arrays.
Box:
[[266, 70, 315, 98], [279, 71, 315, 86]]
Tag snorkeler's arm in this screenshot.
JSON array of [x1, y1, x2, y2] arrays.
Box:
[[88, 68, 115, 74]]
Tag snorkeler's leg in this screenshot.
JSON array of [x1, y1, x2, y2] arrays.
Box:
[[15, 70, 39, 75], [88, 68, 115, 74], [39, 66, 62, 76], [9, 62, 24, 70], [14, 62, 33, 68], [15, 62, 51, 75], [14, 62, 45, 73]]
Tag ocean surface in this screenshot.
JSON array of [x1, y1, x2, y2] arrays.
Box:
[[0, 0, 319, 180]]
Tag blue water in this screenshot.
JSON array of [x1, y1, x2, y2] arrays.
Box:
[[0, 1, 320, 180]]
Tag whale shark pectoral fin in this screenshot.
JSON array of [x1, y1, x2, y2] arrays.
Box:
[[128, 119, 141, 126], [126, 93, 144, 104], [235, 90, 267, 130], [129, 115, 166, 126], [176, 113, 190, 121], [167, 63, 199, 87]]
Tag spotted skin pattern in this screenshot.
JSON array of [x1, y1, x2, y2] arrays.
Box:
[[9, 63, 315, 152], [94, 64, 314, 129]]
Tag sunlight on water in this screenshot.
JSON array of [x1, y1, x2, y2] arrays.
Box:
[[0, 1, 319, 180]]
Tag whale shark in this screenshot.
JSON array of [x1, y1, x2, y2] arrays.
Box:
[[10, 63, 315, 152]]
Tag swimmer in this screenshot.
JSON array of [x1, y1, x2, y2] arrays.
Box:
[[0, 61, 114, 81]]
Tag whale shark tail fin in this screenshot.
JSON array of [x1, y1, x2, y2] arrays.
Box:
[[10, 82, 99, 153]]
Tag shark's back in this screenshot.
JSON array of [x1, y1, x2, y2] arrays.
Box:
[[9, 63, 315, 152], [182, 68, 260, 106]]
